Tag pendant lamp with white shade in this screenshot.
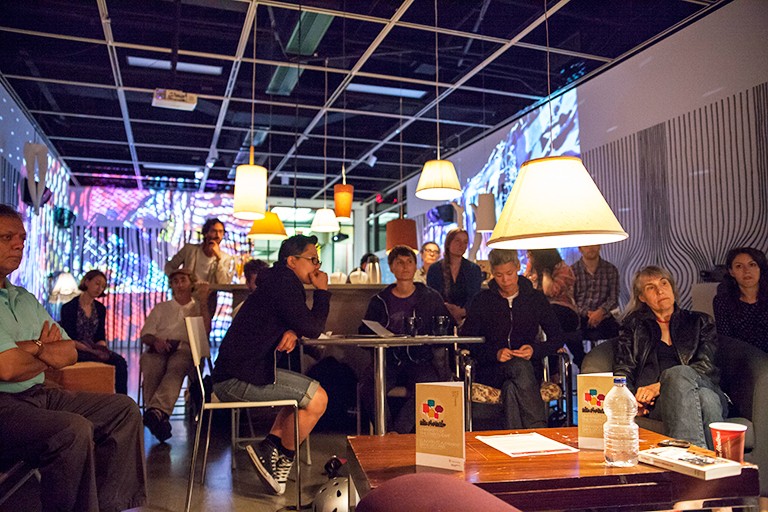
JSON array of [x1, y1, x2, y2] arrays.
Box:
[[233, 15, 266, 221], [415, 0, 461, 202], [488, 2, 627, 250], [311, 59, 340, 233]]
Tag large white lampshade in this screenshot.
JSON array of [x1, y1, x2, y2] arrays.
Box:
[[233, 161, 267, 221], [474, 193, 497, 233], [310, 207, 340, 233], [415, 159, 462, 201], [247, 211, 287, 240], [487, 156, 628, 250]]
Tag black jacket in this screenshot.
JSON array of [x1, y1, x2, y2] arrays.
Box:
[[460, 276, 563, 387], [613, 304, 720, 393], [426, 258, 483, 308], [358, 283, 452, 362], [60, 297, 107, 347], [213, 262, 331, 386]]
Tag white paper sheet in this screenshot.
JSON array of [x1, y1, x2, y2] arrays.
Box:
[[362, 320, 395, 337], [476, 432, 579, 458]]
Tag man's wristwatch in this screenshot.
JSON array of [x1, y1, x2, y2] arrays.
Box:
[[32, 339, 44, 358]]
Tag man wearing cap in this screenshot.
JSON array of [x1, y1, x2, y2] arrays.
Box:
[[164, 217, 234, 285], [0, 204, 146, 511], [139, 267, 209, 442]]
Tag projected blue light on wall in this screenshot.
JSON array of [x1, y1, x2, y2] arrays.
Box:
[[424, 89, 581, 263]]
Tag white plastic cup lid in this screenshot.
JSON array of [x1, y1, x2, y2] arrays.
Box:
[[709, 422, 747, 431]]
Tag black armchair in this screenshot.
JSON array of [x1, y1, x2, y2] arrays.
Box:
[[581, 335, 768, 497]]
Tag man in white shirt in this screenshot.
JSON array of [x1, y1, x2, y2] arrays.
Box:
[[164, 218, 234, 285], [139, 268, 209, 442]]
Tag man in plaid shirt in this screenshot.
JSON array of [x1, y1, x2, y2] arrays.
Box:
[[572, 245, 620, 344]]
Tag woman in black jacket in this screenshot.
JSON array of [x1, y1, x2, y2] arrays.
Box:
[[460, 249, 563, 429], [59, 269, 128, 394], [614, 265, 727, 448]]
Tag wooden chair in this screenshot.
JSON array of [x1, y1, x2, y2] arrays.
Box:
[[183, 316, 303, 512]]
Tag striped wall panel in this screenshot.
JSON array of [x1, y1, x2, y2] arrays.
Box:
[[584, 82, 768, 309]]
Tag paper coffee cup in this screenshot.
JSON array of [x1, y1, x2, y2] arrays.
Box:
[[709, 422, 747, 463]]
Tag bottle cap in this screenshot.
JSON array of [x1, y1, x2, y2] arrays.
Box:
[[613, 376, 626, 385]]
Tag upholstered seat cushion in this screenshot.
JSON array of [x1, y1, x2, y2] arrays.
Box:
[[356, 473, 521, 512], [45, 362, 116, 394]]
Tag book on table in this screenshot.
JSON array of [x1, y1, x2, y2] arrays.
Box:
[[638, 446, 742, 480]]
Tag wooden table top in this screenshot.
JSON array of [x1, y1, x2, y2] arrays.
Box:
[[347, 427, 760, 511]]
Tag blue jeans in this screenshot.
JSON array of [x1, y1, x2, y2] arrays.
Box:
[[650, 365, 728, 449], [214, 369, 319, 408]]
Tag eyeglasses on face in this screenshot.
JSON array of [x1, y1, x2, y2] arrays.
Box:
[[423, 249, 440, 256], [295, 255, 321, 266]]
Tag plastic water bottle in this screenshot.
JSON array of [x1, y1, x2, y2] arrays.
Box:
[[603, 376, 639, 467]]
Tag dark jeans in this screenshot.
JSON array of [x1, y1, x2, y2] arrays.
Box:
[[77, 349, 129, 394], [0, 385, 146, 512], [478, 358, 546, 430], [649, 365, 728, 449]]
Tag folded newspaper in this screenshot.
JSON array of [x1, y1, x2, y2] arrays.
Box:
[[638, 446, 742, 480]]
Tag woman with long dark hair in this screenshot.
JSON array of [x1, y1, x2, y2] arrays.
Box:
[[713, 247, 768, 352], [426, 229, 483, 324], [524, 248, 583, 366], [59, 269, 128, 394]]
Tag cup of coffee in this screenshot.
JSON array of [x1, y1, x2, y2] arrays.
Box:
[[404, 316, 420, 337], [709, 422, 747, 463], [433, 315, 450, 336]]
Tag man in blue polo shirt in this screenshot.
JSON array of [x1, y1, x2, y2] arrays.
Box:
[[0, 204, 146, 512]]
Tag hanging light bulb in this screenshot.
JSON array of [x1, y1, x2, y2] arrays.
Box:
[[487, 2, 627, 249], [247, 211, 287, 240], [311, 208, 340, 233], [386, 97, 418, 253], [415, 0, 461, 202], [233, 145, 267, 220], [312, 58, 340, 233], [334, 164, 353, 221], [233, 16, 267, 221]]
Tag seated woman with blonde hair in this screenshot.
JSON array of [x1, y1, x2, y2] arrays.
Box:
[[614, 265, 727, 448], [59, 269, 128, 394]]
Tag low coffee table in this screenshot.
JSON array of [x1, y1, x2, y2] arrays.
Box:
[[347, 427, 759, 511]]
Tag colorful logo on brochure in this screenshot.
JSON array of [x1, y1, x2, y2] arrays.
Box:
[[583, 389, 606, 407], [420, 399, 446, 428]]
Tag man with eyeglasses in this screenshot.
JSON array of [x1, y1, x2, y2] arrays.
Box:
[[213, 234, 329, 496], [414, 241, 440, 284]]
